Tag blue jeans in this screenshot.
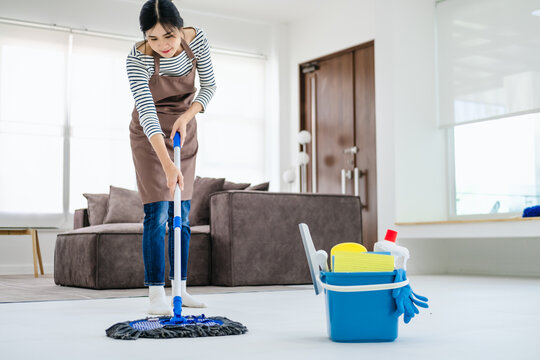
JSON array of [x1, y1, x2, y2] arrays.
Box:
[[142, 200, 191, 286]]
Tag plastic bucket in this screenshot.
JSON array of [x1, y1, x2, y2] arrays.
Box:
[[319, 270, 407, 342]]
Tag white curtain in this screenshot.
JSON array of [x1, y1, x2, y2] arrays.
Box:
[[196, 52, 267, 184], [0, 22, 269, 228], [436, 0, 540, 126], [0, 23, 69, 227], [69, 33, 136, 213]]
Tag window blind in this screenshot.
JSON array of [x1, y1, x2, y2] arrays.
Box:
[[436, 0, 540, 127]]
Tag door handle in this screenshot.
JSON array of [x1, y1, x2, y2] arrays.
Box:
[[311, 76, 317, 193], [341, 169, 352, 194], [354, 168, 360, 197], [341, 169, 346, 194], [354, 168, 368, 210]]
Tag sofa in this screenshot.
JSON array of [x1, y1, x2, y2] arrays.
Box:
[[54, 180, 363, 289]]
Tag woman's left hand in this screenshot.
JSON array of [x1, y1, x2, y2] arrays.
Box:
[[170, 113, 191, 147]]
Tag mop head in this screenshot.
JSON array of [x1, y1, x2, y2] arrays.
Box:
[[106, 314, 247, 340]]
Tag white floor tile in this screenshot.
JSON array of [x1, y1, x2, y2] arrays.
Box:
[[0, 275, 539, 360]]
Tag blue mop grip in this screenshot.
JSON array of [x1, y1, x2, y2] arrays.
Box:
[[172, 296, 183, 318], [174, 132, 181, 148], [174, 216, 182, 229]]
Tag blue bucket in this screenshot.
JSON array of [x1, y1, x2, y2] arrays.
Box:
[[320, 270, 403, 342]]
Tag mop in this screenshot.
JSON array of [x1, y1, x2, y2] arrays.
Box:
[[106, 133, 248, 340]]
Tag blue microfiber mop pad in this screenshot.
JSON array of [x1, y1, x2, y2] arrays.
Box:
[[392, 269, 429, 324], [523, 205, 540, 218]]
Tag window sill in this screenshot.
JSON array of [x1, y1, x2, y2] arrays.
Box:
[[393, 216, 540, 239], [395, 216, 540, 226]]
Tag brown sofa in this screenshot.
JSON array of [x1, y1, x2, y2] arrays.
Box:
[[54, 191, 363, 289]]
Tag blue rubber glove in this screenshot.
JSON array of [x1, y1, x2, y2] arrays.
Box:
[[392, 269, 429, 323]]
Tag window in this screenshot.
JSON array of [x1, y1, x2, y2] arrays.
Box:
[[436, 0, 540, 216], [69, 34, 136, 213], [195, 52, 267, 184], [0, 21, 269, 228], [0, 23, 69, 226], [453, 113, 540, 215]]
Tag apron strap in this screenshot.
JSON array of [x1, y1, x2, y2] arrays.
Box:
[[153, 52, 160, 75], [181, 37, 196, 61]]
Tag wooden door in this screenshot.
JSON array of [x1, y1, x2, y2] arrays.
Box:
[[300, 41, 377, 250], [354, 45, 377, 250]]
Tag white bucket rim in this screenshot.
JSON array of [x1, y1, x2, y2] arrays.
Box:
[[319, 279, 409, 292]]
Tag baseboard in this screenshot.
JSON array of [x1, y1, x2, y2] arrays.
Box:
[[400, 237, 540, 277], [0, 263, 53, 276]]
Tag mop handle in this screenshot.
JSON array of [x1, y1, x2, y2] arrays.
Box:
[[172, 132, 182, 301]]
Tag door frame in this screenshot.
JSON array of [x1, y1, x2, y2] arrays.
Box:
[[298, 40, 377, 248], [299, 40, 375, 190]]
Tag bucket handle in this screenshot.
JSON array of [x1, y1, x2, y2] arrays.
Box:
[[318, 279, 409, 292]]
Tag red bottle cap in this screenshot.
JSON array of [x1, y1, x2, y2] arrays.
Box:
[[385, 229, 398, 242]]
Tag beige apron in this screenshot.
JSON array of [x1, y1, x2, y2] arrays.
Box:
[[129, 37, 198, 204]]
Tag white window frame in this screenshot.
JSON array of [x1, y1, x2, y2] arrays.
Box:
[[436, 0, 540, 219]]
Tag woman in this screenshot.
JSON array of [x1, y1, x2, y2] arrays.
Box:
[[126, 0, 216, 315]]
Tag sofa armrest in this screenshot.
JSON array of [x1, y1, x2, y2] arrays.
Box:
[[74, 208, 90, 229], [209, 191, 363, 286]]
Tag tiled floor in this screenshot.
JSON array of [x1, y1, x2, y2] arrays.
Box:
[[1, 275, 539, 360], [0, 274, 308, 302]]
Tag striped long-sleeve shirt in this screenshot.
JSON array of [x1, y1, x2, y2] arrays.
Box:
[[126, 27, 216, 140]]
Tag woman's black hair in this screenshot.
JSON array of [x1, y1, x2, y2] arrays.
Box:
[[139, 0, 184, 37]]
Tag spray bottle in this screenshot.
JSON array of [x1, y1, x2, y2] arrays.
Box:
[[373, 229, 410, 270]]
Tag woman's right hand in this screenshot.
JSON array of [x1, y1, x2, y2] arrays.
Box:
[[164, 161, 184, 198]]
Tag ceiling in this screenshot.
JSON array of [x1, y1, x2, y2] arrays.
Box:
[[122, 0, 331, 23]]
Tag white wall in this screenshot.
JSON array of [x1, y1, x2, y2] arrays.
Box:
[[0, 229, 58, 275], [388, 1, 448, 223]]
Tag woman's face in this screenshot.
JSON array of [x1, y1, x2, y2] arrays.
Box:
[[145, 23, 182, 58]]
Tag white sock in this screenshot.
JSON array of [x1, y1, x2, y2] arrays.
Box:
[[148, 286, 173, 315], [171, 280, 206, 308], [181, 280, 207, 308]]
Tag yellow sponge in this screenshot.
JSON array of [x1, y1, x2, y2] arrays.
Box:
[[330, 242, 367, 270], [332, 252, 394, 272]]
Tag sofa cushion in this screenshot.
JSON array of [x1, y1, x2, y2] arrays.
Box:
[[74, 208, 90, 229], [102, 186, 144, 224], [246, 182, 270, 191], [190, 176, 225, 226], [63, 223, 210, 235], [82, 193, 109, 226], [223, 181, 251, 190], [210, 191, 362, 286], [54, 224, 212, 289]]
